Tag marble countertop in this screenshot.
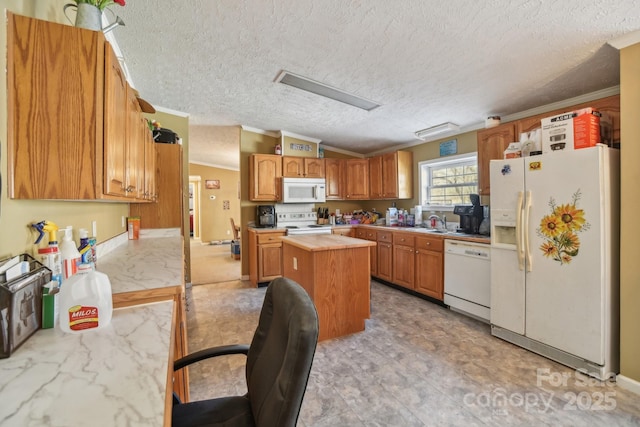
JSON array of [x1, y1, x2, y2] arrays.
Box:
[[0, 229, 185, 426], [97, 230, 183, 294], [356, 224, 491, 244], [281, 234, 376, 251], [0, 301, 174, 426]]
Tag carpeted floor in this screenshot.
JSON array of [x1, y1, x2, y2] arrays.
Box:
[[189, 240, 242, 285]]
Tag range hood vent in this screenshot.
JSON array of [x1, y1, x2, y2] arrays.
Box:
[[275, 70, 380, 111]]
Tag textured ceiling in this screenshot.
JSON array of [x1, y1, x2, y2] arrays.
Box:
[[112, 0, 639, 169]]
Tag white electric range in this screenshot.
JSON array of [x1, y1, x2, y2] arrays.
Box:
[[275, 204, 333, 236]]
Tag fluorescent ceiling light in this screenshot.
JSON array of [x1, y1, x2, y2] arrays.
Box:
[[414, 122, 460, 140], [275, 70, 380, 111]]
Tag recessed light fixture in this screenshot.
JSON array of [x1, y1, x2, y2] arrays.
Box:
[[275, 70, 381, 111], [414, 122, 460, 140]]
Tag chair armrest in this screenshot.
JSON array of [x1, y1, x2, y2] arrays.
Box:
[[173, 344, 250, 371]]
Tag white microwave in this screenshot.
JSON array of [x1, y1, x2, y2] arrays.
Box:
[[282, 177, 326, 203]]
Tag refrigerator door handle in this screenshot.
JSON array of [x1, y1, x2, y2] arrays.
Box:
[[516, 191, 525, 270], [524, 190, 533, 272]]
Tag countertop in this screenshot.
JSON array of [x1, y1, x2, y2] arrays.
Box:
[[355, 224, 491, 244], [249, 224, 490, 244], [0, 229, 184, 426], [0, 301, 174, 426], [97, 231, 183, 294], [281, 234, 376, 251]]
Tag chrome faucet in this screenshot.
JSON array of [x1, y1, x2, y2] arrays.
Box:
[[428, 214, 447, 230]]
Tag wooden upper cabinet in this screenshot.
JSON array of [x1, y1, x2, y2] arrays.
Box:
[[282, 156, 324, 178], [143, 124, 157, 201], [516, 94, 621, 144], [345, 159, 369, 200], [7, 13, 155, 202], [103, 42, 128, 198], [304, 158, 325, 178], [126, 85, 146, 199], [385, 151, 413, 199], [282, 156, 304, 177], [249, 154, 282, 201], [324, 158, 345, 199], [369, 151, 413, 200], [477, 123, 516, 196], [369, 156, 383, 199], [130, 144, 182, 228], [7, 12, 102, 199]]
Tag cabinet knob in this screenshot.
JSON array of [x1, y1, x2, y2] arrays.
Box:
[[426, 242, 431, 246], [415, 250, 419, 254]]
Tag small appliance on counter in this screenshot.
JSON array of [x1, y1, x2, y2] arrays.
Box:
[[453, 194, 484, 234], [256, 205, 276, 228]]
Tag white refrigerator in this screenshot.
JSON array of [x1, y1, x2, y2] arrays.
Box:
[[489, 145, 619, 380]]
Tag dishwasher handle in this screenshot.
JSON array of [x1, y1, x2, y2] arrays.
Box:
[[445, 241, 491, 260]]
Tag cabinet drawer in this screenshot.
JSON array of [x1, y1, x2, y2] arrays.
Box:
[[393, 233, 415, 247], [355, 229, 367, 239], [332, 227, 353, 237], [415, 236, 444, 252], [364, 229, 377, 241], [377, 230, 393, 242], [257, 233, 285, 244]]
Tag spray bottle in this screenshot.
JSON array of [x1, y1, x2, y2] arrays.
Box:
[[60, 226, 81, 279], [31, 220, 63, 287], [78, 228, 94, 269]]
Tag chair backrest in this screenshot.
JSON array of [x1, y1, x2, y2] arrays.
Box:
[[230, 218, 240, 240], [245, 277, 319, 427]]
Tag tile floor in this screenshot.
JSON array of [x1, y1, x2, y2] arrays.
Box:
[[185, 280, 640, 426]]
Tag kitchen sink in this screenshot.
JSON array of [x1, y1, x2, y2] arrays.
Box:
[[423, 228, 448, 233]]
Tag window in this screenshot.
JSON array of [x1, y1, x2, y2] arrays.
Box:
[[419, 153, 478, 210]]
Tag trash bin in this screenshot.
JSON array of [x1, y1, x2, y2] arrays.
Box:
[[230, 240, 240, 260]]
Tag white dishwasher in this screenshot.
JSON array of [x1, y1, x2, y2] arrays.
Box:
[[444, 240, 491, 322]]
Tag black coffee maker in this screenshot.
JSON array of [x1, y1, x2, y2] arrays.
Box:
[[256, 205, 275, 228], [453, 194, 484, 234]]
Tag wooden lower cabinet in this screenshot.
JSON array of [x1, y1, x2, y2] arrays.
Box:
[[249, 229, 286, 286], [355, 228, 377, 276], [332, 227, 353, 237], [392, 233, 415, 289], [376, 241, 393, 282], [414, 236, 444, 300]]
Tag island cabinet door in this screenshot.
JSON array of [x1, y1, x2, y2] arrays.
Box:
[[259, 243, 283, 281]]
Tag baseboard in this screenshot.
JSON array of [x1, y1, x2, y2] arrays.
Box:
[[617, 374, 640, 396], [241, 275, 250, 281]]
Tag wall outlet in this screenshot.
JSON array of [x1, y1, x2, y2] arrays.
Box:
[[121, 216, 125, 227], [226, 230, 230, 235]]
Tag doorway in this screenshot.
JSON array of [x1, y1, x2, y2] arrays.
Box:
[[188, 176, 201, 241]]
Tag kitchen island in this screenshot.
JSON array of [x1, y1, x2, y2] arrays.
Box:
[[282, 234, 376, 341]]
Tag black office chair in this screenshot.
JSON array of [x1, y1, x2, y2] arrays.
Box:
[[172, 277, 319, 427]]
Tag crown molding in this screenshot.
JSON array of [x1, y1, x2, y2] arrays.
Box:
[[279, 130, 322, 144], [320, 143, 366, 158], [189, 160, 240, 171], [240, 125, 280, 138], [608, 30, 640, 50]]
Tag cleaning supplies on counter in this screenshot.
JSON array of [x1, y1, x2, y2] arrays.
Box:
[[59, 264, 112, 334], [78, 228, 95, 269], [42, 280, 59, 329], [31, 220, 63, 287], [60, 226, 81, 279]]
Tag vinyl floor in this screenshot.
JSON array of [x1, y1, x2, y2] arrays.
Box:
[[184, 279, 640, 426]]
